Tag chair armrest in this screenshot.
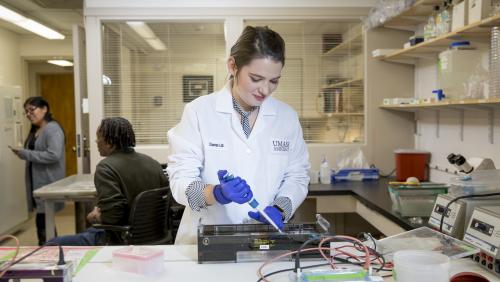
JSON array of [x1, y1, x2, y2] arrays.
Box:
[[93, 224, 130, 232]]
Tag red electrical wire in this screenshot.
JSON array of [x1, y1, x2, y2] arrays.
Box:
[[258, 235, 376, 281], [0, 235, 21, 278]]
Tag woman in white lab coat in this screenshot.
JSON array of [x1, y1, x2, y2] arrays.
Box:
[[167, 26, 310, 244]]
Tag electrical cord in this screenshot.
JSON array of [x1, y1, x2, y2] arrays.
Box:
[[439, 192, 500, 233], [259, 235, 388, 281], [369, 164, 395, 178], [335, 242, 386, 272], [0, 241, 66, 278], [357, 232, 377, 251], [318, 236, 371, 270], [333, 256, 390, 272], [257, 262, 331, 282], [258, 248, 388, 282], [0, 235, 20, 278], [294, 236, 320, 273]]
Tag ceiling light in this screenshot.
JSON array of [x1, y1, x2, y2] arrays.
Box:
[[18, 19, 65, 40], [146, 38, 166, 51], [127, 21, 155, 38], [47, 60, 73, 67], [127, 21, 166, 51], [0, 4, 64, 40], [0, 5, 25, 22]]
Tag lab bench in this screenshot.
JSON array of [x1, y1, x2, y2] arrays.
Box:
[[306, 179, 426, 236], [72, 244, 496, 282]]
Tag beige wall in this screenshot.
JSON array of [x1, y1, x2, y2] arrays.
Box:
[[0, 26, 29, 235], [0, 28, 22, 86], [413, 44, 500, 183], [364, 27, 415, 173], [19, 35, 73, 59]]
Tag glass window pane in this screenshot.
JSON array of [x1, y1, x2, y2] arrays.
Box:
[[245, 20, 365, 144], [101, 21, 226, 144]]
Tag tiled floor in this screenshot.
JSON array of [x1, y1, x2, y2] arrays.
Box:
[[1, 202, 76, 246]]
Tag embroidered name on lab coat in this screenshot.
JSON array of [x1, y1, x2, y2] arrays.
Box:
[[207, 141, 227, 151], [272, 140, 290, 153]]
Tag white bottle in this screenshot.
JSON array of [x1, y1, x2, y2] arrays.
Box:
[[320, 155, 331, 184]]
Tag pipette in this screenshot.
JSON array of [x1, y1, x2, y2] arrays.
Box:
[[222, 173, 283, 233]]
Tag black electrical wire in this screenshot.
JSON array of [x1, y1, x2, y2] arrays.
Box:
[[439, 192, 500, 233], [268, 233, 388, 282], [295, 236, 363, 273], [334, 256, 388, 272], [370, 164, 395, 178], [0, 242, 66, 274], [258, 250, 388, 282], [294, 236, 321, 273], [309, 237, 386, 271], [348, 243, 386, 272], [257, 262, 331, 282], [357, 232, 377, 251]]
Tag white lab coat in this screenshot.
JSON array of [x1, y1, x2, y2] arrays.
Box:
[[167, 83, 310, 244]]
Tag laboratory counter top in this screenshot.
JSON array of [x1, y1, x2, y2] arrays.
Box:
[[308, 179, 424, 231], [72, 245, 496, 282]]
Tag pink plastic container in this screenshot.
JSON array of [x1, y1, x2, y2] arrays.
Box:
[[112, 246, 164, 275]]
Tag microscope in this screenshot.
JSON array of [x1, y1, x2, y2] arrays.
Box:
[[447, 153, 496, 174]]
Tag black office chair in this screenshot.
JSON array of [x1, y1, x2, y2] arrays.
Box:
[[160, 163, 184, 242], [94, 187, 173, 245]]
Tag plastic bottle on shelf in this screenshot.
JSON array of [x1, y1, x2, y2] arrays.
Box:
[[319, 155, 331, 184], [424, 6, 439, 41], [439, 1, 451, 36], [435, 4, 443, 36], [438, 41, 482, 99]]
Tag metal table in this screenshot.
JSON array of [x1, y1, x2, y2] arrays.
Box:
[[33, 174, 96, 240]]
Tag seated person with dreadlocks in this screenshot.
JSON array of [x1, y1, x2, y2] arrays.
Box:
[[49, 117, 168, 245]]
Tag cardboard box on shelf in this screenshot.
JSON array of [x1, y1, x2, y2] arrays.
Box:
[[468, 0, 491, 24], [452, 0, 469, 31]]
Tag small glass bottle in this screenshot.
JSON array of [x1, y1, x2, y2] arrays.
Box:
[[492, 0, 500, 16], [425, 6, 440, 41]]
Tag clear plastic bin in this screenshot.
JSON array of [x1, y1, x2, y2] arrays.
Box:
[[112, 246, 164, 276], [449, 169, 500, 196], [388, 184, 448, 217]]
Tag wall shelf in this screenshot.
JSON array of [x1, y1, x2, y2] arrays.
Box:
[[380, 98, 499, 143], [300, 113, 364, 120], [382, 0, 442, 31], [379, 97, 500, 111], [321, 78, 363, 89], [379, 12, 500, 64], [322, 33, 363, 57]]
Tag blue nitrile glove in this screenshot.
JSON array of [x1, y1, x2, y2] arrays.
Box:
[[213, 170, 253, 205], [248, 206, 285, 230]]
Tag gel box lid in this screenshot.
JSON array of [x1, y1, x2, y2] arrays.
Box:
[[112, 246, 164, 260]]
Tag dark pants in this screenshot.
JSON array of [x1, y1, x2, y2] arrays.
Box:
[[36, 213, 46, 246], [36, 213, 58, 246], [48, 227, 106, 246]]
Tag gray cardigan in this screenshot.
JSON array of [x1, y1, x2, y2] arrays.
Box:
[[18, 121, 65, 213]]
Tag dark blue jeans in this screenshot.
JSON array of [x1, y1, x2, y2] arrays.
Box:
[[48, 227, 106, 246]]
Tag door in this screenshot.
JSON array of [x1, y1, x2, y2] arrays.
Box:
[[39, 74, 77, 176], [73, 25, 91, 174]]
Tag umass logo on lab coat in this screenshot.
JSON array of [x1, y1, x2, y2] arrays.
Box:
[[272, 139, 290, 152]]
